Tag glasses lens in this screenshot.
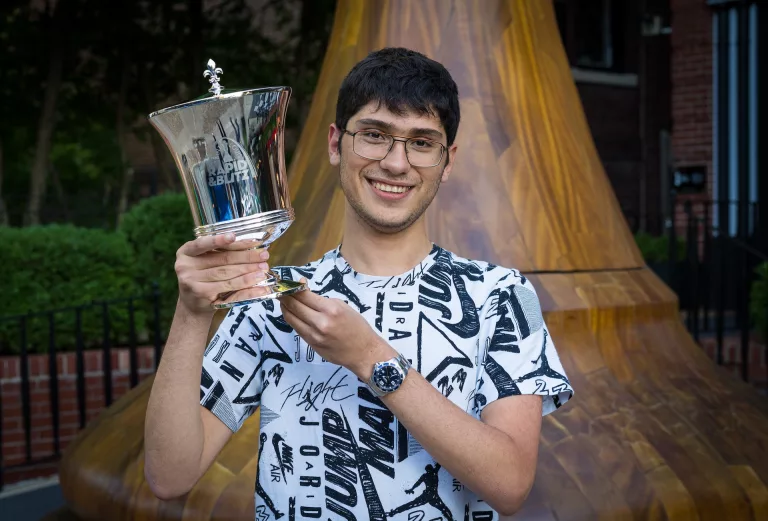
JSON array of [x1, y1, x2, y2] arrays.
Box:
[[406, 139, 443, 167], [353, 131, 392, 160]]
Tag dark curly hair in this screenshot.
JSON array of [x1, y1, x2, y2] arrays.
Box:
[[335, 47, 461, 146]]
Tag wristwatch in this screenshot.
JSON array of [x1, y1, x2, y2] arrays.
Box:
[[368, 353, 411, 397]]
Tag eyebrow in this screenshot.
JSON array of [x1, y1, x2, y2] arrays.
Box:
[[354, 118, 445, 141]]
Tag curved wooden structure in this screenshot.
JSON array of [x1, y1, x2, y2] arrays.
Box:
[[59, 1, 768, 520]]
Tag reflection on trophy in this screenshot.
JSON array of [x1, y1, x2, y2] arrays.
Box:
[[148, 59, 307, 308]]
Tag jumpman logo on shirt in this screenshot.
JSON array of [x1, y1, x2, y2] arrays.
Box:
[[386, 463, 453, 520]]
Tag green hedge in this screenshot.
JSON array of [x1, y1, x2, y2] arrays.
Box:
[[0, 225, 146, 354], [634, 232, 686, 263], [119, 192, 194, 331]]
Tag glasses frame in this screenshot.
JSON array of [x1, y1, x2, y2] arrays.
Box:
[[341, 129, 447, 168]]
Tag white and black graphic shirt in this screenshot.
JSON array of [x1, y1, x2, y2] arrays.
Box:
[[200, 245, 573, 521]]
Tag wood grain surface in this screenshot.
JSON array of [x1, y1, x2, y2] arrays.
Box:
[[57, 1, 768, 520]]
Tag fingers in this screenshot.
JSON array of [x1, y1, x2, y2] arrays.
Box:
[[178, 238, 269, 271], [280, 302, 311, 337], [178, 234, 269, 263], [178, 233, 237, 257], [176, 234, 275, 312], [195, 248, 270, 270], [281, 294, 322, 323], [209, 270, 271, 296], [215, 285, 272, 306], [288, 281, 326, 311], [178, 269, 265, 304], [197, 262, 270, 283]]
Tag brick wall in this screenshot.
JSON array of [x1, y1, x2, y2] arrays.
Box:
[[670, 0, 714, 191], [698, 333, 768, 390], [0, 347, 156, 485], [669, 0, 714, 241]]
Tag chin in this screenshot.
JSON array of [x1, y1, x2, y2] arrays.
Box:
[[359, 210, 418, 234], [365, 217, 414, 234], [342, 182, 434, 234]]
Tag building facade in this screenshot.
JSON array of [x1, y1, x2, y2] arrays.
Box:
[[558, 0, 764, 245], [555, 0, 672, 234]]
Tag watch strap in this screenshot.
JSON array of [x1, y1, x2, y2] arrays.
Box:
[[395, 352, 412, 372]]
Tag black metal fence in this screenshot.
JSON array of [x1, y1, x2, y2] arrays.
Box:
[[0, 285, 165, 490], [647, 197, 768, 386]]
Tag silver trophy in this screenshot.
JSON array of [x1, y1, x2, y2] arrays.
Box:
[[149, 59, 307, 308]]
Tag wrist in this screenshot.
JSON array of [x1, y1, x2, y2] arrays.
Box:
[[176, 297, 216, 322], [351, 338, 397, 381], [169, 299, 217, 345]]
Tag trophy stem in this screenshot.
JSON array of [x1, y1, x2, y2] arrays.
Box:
[[212, 270, 307, 309]]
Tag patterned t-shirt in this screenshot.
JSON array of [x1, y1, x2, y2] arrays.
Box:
[[200, 245, 573, 521]]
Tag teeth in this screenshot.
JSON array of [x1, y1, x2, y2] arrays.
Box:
[[372, 181, 410, 193]]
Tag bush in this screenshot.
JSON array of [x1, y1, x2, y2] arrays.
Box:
[[635, 232, 686, 263], [750, 262, 768, 341], [119, 192, 194, 331], [0, 225, 146, 354]]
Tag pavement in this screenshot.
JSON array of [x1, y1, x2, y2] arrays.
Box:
[[0, 476, 66, 521]]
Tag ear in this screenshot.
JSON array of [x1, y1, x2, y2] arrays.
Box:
[[440, 143, 458, 183], [328, 123, 342, 166]]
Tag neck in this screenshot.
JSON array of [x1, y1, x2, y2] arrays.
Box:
[[339, 203, 433, 276]]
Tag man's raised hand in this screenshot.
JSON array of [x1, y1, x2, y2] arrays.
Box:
[[174, 233, 272, 314]]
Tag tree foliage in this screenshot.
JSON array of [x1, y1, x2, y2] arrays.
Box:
[[0, 0, 336, 228]]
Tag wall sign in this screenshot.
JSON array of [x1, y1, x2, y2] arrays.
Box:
[[673, 166, 707, 194]]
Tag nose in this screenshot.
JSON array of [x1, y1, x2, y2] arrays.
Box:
[[378, 139, 410, 175]]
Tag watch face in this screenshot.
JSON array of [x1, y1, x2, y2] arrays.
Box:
[[373, 363, 403, 392]]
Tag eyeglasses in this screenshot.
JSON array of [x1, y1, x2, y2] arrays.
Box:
[[341, 129, 446, 168]]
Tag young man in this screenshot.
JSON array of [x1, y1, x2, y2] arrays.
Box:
[[145, 47, 573, 520]]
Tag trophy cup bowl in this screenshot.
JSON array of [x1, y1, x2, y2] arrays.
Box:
[[148, 60, 306, 308]]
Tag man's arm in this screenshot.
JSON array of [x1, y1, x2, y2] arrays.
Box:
[[360, 347, 542, 516], [144, 304, 233, 499], [144, 233, 271, 499]]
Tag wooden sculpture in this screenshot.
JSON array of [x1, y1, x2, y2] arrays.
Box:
[[58, 1, 768, 520]]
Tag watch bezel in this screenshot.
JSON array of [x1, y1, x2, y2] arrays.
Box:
[[369, 354, 410, 396]]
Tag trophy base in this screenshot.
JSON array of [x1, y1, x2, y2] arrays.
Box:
[[212, 277, 308, 309]]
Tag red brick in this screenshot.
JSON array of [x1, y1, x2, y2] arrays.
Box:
[[59, 424, 80, 438], [0, 345, 160, 487], [670, 0, 713, 190], [2, 429, 27, 444], [31, 440, 54, 456], [1, 358, 20, 379], [32, 402, 51, 416], [1, 381, 20, 396], [2, 446, 26, 461], [31, 415, 54, 430], [2, 417, 22, 432]]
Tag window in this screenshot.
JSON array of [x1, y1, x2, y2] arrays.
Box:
[[555, 0, 625, 72]]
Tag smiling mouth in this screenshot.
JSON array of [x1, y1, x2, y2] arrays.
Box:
[[370, 180, 412, 194]]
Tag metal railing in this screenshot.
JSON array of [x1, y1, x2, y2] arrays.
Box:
[[0, 285, 164, 490], [652, 198, 767, 386]]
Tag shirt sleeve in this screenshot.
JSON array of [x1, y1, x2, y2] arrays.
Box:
[[474, 274, 573, 417], [199, 303, 266, 432]]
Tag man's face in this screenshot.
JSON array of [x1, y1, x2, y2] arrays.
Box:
[[328, 102, 457, 234]]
